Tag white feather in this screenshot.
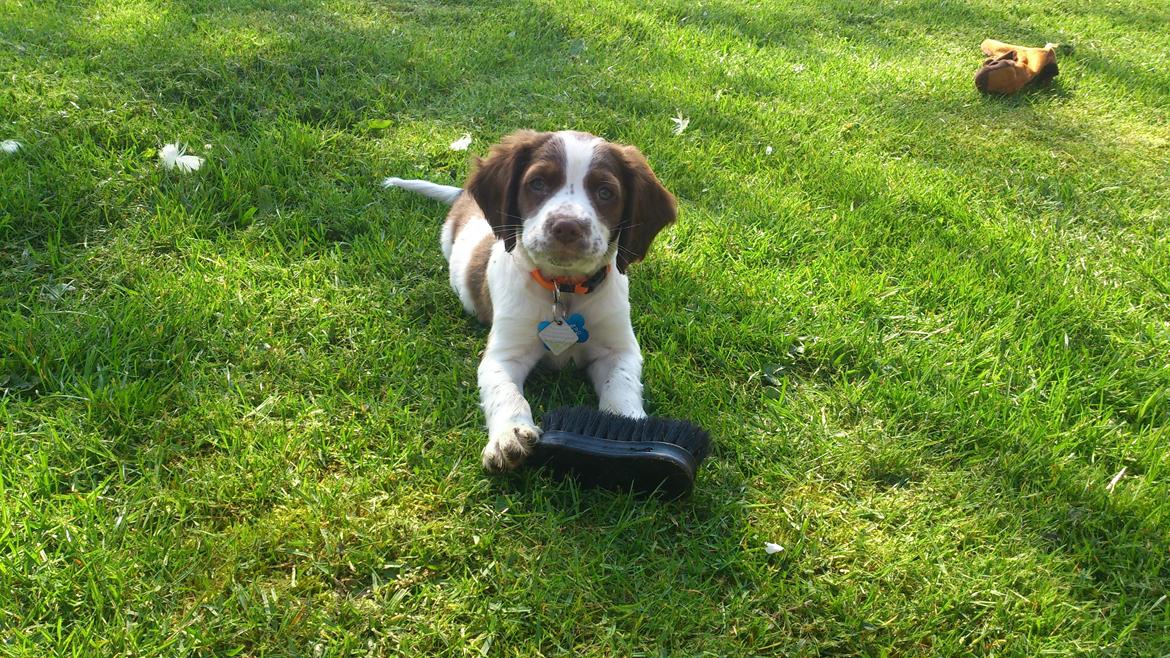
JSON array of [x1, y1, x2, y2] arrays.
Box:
[[1, 139, 22, 154], [449, 133, 472, 151], [1106, 466, 1127, 494], [670, 113, 689, 135], [159, 143, 204, 172]]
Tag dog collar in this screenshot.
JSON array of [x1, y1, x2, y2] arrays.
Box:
[[530, 265, 611, 295]]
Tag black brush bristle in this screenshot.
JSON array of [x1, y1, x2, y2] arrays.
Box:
[[541, 407, 711, 462], [532, 407, 712, 498]]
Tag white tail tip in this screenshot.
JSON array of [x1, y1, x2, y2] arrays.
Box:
[[382, 177, 462, 204]]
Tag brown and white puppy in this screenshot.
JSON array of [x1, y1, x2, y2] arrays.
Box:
[[385, 130, 676, 471]]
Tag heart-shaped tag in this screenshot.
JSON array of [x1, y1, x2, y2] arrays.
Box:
[[537, 313, 589, 355]]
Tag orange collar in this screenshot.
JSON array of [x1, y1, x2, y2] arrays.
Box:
[[530, 265, 611, 295]]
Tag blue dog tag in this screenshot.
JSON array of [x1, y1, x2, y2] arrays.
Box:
[[537, 313, 589, 355]]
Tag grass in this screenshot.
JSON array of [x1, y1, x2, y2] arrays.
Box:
[[2, 0, 1169, 654]]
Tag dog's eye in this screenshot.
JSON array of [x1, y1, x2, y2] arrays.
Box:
[[529, 177, 547, 192], [596, 186, 615, 201]]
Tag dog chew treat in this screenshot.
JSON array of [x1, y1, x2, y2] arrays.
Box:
[[975, 39, 1059, 95]]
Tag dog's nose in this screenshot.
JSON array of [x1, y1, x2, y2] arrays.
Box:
[[550, 217, 588, 244]]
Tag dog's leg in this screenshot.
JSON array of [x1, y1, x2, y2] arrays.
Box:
[[587, 346, 647, 419], [478, 334, 544, 472]]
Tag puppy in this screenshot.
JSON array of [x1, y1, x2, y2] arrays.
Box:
[[385, 130, 676, 471]]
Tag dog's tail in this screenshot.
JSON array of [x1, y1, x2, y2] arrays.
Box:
[[382, 177, 463, 205]]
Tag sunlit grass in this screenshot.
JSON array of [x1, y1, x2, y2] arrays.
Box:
[[1, 0, 1168, 655]]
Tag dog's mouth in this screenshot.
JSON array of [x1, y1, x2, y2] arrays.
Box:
[[533, 252, 597, 273], [521, 235, 609, 276]]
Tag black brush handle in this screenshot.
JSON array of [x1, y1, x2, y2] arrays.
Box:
[[529, 430, 698, 499]]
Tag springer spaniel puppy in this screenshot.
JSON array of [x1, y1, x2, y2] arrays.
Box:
[[385, 130, 676, 472]]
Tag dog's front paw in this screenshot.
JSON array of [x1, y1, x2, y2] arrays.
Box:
[[482, 421, 541, 473], [599, 400, 647, 419]]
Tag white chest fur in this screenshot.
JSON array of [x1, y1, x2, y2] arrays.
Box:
[[485, 241, 635, 370]]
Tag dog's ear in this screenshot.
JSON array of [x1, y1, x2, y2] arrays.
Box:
[[467, 130, 552, 252], [613, 144, 677, 273]]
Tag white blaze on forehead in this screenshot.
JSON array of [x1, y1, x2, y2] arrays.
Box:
[[555, 131, 601, 200]]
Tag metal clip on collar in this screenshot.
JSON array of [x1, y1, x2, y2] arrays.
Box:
[[552, 288, 566, 325]]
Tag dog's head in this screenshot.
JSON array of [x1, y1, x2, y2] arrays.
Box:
[[467, 130, 676, 276]]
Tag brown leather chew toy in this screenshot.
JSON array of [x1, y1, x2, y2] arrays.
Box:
[[975, 39, 1059, 94]]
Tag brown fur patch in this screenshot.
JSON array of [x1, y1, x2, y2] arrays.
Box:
[[584, 147, 626, 232], [466, 233, 495, 324], [514, 138, 567, 219], [466, 130, 556, 251], [445, 192, 478, 242], [605, 143, 678, 272]]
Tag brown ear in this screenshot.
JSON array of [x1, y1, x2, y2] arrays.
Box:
[[466, 130, 552, 252], [614, 145, 677, 273]]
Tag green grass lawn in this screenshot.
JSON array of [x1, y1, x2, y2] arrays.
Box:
[[2, 0, 1169, 655]]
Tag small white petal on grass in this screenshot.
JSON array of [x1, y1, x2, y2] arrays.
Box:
[[765, 145, 774, 156], [791, 63, 806, 74], [670, 113, 690, 135], [159, 143, 204, 173], [1, 139, 22, 154], [41, 282, 76, 302], [764, 542, 784, 554], [1106, 466, 1127, 493], [449, 133, 472, 151]]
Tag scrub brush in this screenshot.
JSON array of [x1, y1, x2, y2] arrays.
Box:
[[527, 407, 712, 499]]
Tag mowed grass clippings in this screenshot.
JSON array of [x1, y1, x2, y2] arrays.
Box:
[[1, 0, 1168, 655]]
